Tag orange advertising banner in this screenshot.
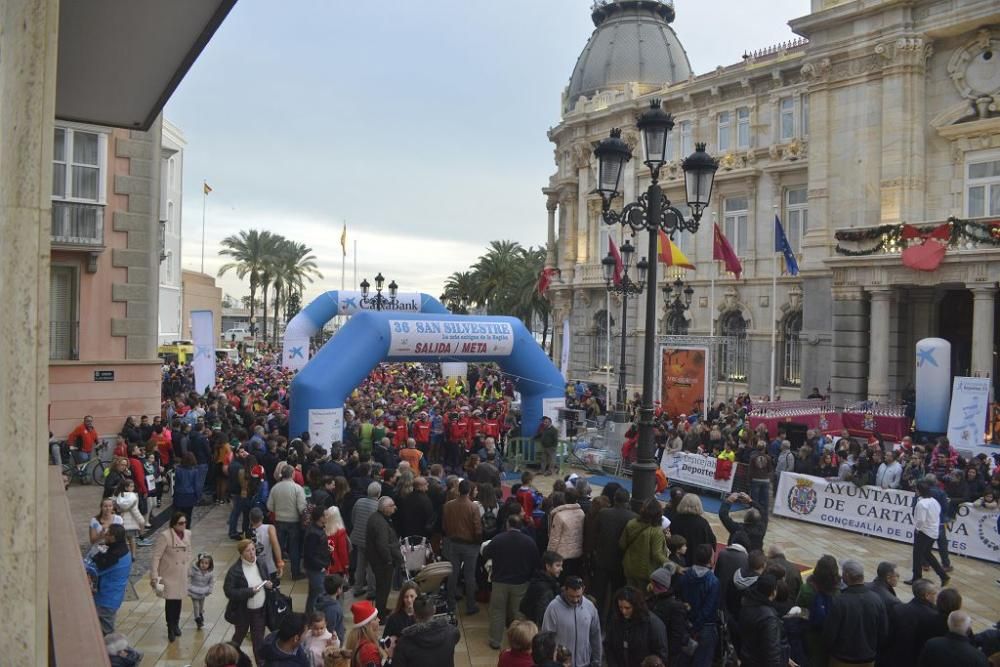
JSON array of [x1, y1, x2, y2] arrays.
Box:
[[661, 346, 709, 417]]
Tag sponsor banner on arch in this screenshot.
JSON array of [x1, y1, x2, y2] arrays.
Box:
[[660, 345, 709, 417], [388, 320, 515, 357], [660, 451, 735, 494], [774, 471, 1000, 564], [337, 290, 423, 315]]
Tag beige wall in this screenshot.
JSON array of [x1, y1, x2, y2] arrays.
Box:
[[182, 269, 222, 339], [49, 361, 161, 438]]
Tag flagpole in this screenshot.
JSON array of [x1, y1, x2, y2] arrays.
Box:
[[770, 205, 779, 401], [200, 181, 207, 274], [606, 290, 612, 409], [341, 221, 346, 292], [709, 214, 717, 338], [353, 239, 358, 288]]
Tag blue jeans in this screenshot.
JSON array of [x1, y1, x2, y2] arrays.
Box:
[[228, 496, 251, 536], [690, 623, 717, 667], [750, 479, 771, 525], [276, 521, 302, 578], [305, 569, 326, 614], [445, 539, 480, 613], [195, 464, 208, 500]]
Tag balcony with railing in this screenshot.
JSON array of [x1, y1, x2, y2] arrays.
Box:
[[51, 201, 104, 248], [833, 216, 1000, 258], [50, 320, 79, 361]]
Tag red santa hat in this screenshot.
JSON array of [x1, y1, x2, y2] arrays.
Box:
[[351, 600, 378, 627]]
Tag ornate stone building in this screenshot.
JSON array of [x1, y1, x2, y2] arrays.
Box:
[[545, 0, 1000, 407]]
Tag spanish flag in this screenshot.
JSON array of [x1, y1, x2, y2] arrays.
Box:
[[657, 229, 695, 269], [340, 223, 347, 257], [203, 181, 212, 195]]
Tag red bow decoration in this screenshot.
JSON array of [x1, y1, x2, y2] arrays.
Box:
[[536, 267, 560, 296], [900, 222, 950, 272]]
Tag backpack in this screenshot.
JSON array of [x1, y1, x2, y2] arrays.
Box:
[[482, 507, 498, 539]]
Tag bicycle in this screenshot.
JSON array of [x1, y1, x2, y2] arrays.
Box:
[[62, 439, 110, 485]]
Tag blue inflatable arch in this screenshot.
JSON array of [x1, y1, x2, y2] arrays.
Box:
[[282, 290, 448, 370], [289, 311, 566, 446]]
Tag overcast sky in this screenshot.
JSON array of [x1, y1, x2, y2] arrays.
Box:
[[166, 0, 808, 304]]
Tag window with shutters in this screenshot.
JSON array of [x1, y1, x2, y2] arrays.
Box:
[[50, 265, 78, 360], [780, 311, 802, 387], [680, 121, 694, 157], [779, 98, 795, 141], [966, 149, 1000, 218], [717, 111, 731, 153], [785, 187, 808, 252], [737, 107, 751, 149], [718, 311, 748, 382], [723, 196, 749, 255], [52, 127, 106, 204]]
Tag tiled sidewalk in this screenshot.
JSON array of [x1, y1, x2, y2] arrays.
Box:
[[67, 476, 1000, 666]]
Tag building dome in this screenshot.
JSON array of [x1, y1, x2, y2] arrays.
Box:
[[566, 1, 692, 112]]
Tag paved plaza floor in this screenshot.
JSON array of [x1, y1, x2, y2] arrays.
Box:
[[66, 474, 1000, 666]]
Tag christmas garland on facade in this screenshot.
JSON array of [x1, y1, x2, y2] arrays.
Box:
[[834, 217, 1000, 256]]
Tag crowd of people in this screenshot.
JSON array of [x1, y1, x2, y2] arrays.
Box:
[[73, 358, 1000, 667]]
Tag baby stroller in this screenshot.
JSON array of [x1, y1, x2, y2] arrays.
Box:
[[400, 535, 455, 623]]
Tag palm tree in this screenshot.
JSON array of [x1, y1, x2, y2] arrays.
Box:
[[510, 245, 551, 347], [271, 239, 322, 343], [470, 240, 524, 313], [218, 230, 271, 339], [441, 271, 477, 311]]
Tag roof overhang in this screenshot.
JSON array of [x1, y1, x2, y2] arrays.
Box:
[[56, 0, 237, 131]]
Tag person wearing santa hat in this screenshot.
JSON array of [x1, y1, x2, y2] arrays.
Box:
[[344, 601, 388, 667]]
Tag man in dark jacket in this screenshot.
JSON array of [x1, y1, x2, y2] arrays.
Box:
[[715, 532, 750, 607], [366, 496, 404, 620], [678, 544, 720, 667], [302, 505, 330, 615], [719, 492, 767, 552], [392, 594, 461, 667], [738, 574, 788, 667], [878, 579, 939, 667], [765, 544, 802, 602], [483, 515, 540, 649], [866, 561, 901, 611], [591, 488, 636, 619], [519, 550, 563, 626], [396, 476, 435, 538], [823, 559, 888, 665], [373, 437, 399, 472], [259, 611, 309, 666], [725, 549, 767, 653], [918, 610, 989, 667]]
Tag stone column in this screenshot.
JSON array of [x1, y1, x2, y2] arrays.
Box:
[[544, 190, 558, 269], [0, 0, 58, 661], [970, 284, 996, 377], [830, 287, 868, 406], [867, 288, 893, 403]]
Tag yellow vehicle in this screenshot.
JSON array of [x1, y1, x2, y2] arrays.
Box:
[[157, 340, 194, 364]]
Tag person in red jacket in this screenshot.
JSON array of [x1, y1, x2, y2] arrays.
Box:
[[445, 409, 468, 470], [412, 413, 431, 453], [67, 415, 100, 462], [467, 410, 485, 453], [392, 416, 409, 450]]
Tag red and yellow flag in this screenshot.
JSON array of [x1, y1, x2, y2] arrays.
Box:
[[657, 229, 695, 269], [203, 181, 213, 195]]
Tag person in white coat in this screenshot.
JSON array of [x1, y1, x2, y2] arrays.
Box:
[[113, 479, 146, 556]]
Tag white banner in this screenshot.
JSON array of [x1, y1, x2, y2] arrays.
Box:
[[947, 376, 990, 448], [387, 320, 514, 357], [774, 472, 1000, 564], [283, 336, 311, 372], [660, 451, 735, 493], [190, 310, 216, 394], [337, 290, 423, 315], [440, 362, 468, 378], [560, 319, 570, 377], [308, 407, 344, 453]]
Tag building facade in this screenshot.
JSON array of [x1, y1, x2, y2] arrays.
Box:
[[159, 119, 186, 344], [182, 269, 223, 340], [546, 0, 1000, 408], [48, 121, 165, 438]]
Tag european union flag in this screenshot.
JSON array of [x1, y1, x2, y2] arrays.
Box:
[[774, 215, 799, 276]]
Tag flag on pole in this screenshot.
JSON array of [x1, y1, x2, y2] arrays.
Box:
[[340, 223, 347, 257], [608, 236, 624, 286], [203, 181, 212, 195], [712, 223, 743, 279], [774, 215, 799, 276], [536, 267, 560, 295], [657, 229, 695, 269]]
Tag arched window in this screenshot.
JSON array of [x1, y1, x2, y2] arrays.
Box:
[[719, 310, 748, 382], [665, 310, 688, 335], [591, 309, 613, 370], [780, 311, 802, 387]]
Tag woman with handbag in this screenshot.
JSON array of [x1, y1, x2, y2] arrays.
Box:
[[149, 512, 192, 642], [223, 538, 273, 665]]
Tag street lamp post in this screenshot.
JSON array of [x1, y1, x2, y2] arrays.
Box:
[[359, 273, 399, 311], [602, 240, 648, 413], [664, 277, 695, 335], [593, 99, 718, 508]]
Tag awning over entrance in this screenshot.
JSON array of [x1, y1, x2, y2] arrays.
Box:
[[55, 0, 237, 130]]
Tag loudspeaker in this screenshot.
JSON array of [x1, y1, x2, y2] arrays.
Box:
[[783, 422, 809, 449]]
